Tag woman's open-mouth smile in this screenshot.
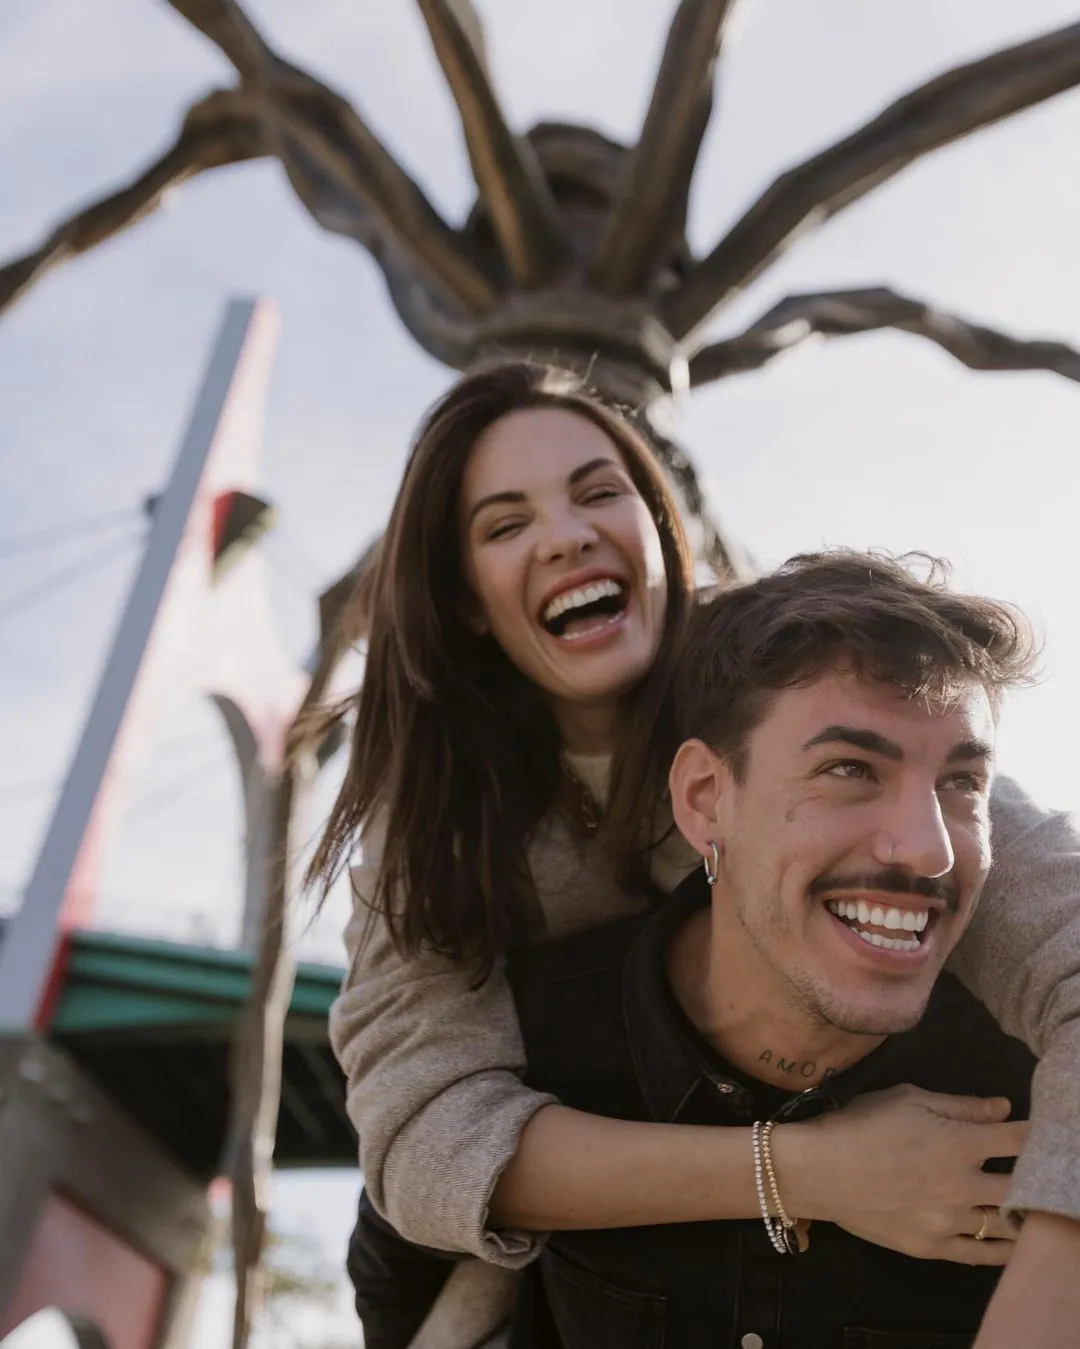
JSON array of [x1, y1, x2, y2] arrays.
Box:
[[538, 573, 632, 648]]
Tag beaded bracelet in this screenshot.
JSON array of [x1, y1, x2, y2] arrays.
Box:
[[751, 1120, 789, 1254], [760, 1120, 811, 1255]]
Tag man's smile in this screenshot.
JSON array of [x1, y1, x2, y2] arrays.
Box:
[[818, 891, 945, 964]]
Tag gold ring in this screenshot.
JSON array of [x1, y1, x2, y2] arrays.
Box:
[[974, 1210, 991, 1242]]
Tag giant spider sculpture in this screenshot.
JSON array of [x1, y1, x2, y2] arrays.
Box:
[[6, 4, 1080, 1346], [5, 2, 1080, 566]]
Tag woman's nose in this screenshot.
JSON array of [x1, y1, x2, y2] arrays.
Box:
[[535, 513, 600, 563]]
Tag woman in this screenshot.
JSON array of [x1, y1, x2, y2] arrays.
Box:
[[313, 363, 1080, 1345]]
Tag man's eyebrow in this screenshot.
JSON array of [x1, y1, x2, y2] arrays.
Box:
[[801, 726, 904, 760], [802, 726, 996, 766], [946, 737, 995, 764], [466, 456, 619, 525]]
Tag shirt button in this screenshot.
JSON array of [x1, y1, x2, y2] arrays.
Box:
[[741, 1335, 765, 1349], [713, 1079, 736, 1094]]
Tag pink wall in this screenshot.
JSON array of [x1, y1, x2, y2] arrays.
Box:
[[1, 1192, 168, 1349]]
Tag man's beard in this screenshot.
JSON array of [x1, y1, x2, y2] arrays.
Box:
[[732, 887, 936, 1040]]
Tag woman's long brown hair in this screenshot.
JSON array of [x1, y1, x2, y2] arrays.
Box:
[[307, 362, 695, 977]]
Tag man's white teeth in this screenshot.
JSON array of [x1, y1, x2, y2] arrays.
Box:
[[853, 929, 921, 953], [824, 899, 930, 934], [542, 578, 623, 623]]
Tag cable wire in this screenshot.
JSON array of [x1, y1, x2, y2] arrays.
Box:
[[264, 538, 317, 600], [0, 506, 139, 561], [0, 735, 223, 810], [125, 753, 225, 824], [0, 529, 142, 624], [274, 527, 325, 586]]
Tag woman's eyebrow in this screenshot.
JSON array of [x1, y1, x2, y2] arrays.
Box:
[[467, 457, 621, 524], [467, 489, 526, 525], [567, 455, 620, 486]]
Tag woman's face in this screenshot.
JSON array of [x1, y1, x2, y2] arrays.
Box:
[[460, 407, 669, 745]]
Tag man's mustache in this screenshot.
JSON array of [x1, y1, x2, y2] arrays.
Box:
[[807, 866, 960, 913]]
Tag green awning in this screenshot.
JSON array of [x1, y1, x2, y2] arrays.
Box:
[[49, 929, 342, 1034], [44, 929, 355, 1177]]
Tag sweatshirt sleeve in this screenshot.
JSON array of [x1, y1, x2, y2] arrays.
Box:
[[947, 774, 1080, 1220], [328, 834, 558, 1263]]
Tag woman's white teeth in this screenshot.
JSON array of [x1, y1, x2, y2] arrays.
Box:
[[558, 613, 623, 642], [542, 578, 623, 623], [824, 898, 930, 936]]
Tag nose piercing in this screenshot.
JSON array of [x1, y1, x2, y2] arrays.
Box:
[[704, 840, 721, 887]]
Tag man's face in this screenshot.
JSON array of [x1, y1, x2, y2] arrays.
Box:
[[705, 668, 996, 1037]]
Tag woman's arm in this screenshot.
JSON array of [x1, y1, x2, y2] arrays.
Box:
[[329, 853, 556, 1264], [332, 840, 1025, 1264], [973, 1213, 1080, 1349], [948, 775, 1080, 1222], [494, 1085, 1023, 1265]]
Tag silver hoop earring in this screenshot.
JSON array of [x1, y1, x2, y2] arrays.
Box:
[[703, 840, 720, 887]]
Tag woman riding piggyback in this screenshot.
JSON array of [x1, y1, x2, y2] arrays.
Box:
[[311, 363, 1080, 1349]]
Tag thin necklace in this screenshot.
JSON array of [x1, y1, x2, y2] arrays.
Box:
[[560, 755, 602, 835]]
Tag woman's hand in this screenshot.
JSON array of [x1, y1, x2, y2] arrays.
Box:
[[781, 1084, 1027, 1265]]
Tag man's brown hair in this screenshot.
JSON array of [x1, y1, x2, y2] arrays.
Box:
[[674, 551, 1039, 777]]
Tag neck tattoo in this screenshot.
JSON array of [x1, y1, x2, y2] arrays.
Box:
[[757, 1049, 838, 1083]]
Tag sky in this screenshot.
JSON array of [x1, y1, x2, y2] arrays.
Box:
[[1, 0, 1079, 1343]]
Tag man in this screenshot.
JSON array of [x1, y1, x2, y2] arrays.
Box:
[[505, 550, 1040, 1347]]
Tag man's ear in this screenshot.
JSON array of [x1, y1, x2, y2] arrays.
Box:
[[669, 738, 727, 859]]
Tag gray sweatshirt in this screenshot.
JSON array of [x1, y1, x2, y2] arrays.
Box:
[[329, 771, 1080, 1336]]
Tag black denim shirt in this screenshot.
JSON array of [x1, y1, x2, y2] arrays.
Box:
[[346, 872, 1035, 1349], [505, 870, 1035, 1349]]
